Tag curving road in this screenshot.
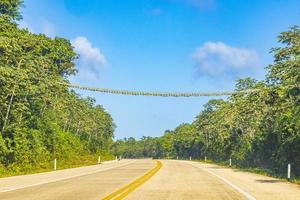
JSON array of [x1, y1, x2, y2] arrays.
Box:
[[0, 159, 299, 200]]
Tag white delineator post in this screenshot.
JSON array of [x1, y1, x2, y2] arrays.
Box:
[[176, 156, 178, 160], [229, 158, 232, 167], [190, 156, 191, 161], [287, 163, 291, 181], [98, 156, 101, 164], [205, 156, 207, 161], [54, 158, 57, 171]]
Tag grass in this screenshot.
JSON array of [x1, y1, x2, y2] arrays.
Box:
[[0, 154, 115, 178]]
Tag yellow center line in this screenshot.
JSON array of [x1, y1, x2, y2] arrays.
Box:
[[102, 160, 162, 200]]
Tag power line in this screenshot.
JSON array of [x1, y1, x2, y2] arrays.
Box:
[[63, 83, 260, 97]]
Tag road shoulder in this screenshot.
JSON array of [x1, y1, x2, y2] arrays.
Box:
[[188, 161, 300, 200], [0, 159, 135, 193]]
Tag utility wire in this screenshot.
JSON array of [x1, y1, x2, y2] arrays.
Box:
[[62, 83, 261, 97]]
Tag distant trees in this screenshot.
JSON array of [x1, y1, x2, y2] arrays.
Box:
[[113, 26, 300, 178], [0, 0, 115, 173]]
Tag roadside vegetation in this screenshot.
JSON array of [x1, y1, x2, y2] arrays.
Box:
[[113, 26, 300, 180], [0, 0, 115, 177]]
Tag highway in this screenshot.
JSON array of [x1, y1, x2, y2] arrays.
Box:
[[0, 159, 299, 200]]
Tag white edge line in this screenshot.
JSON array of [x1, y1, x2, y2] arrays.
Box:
[[0, 160, 136, 193], [189, 162, 256, 200]]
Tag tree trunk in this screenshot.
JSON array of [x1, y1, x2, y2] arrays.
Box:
[[2, 60, 23, 135], [76, 121, 81, 135], [63, 118, 69, 132], [67, 119, 72, 132], [1, 88, 15, 134], [18, 95, 28, 126]]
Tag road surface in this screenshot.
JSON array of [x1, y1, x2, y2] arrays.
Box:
[[0, 159, 299, 200]]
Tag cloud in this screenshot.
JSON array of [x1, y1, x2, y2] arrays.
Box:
[[72, 36, 107, 80], [192, 42, 260, 78]]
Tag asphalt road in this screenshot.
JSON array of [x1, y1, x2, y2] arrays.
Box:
[[0, 159, 300, 200]]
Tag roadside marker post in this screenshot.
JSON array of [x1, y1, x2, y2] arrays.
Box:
[[190, 156, 191, 161], [287, 163, 291, 181], [205, 156, 207, 161], [98, 156, 101, 164], [176, 156, 178, 160], [54, 158, 57, 171], [229, 158, 232, 167]]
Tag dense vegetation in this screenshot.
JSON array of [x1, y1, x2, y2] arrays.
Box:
[[113, 26, 300, 178], [0, 0, 115, 176]]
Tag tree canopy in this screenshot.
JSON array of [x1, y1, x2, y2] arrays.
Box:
[[0, 0, 23, 20], [0, 0, 115, 174]]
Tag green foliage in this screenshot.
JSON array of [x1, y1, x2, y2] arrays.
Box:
[[0, 2, 115, 176], [113, 26, 300, 179], [0, 0, 23, 20]]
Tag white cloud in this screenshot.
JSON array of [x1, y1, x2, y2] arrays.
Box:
[[192, 42, 260, 77], [72, 36, 107, 80]]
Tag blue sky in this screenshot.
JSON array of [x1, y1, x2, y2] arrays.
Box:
[[20, 0, 300, 139]]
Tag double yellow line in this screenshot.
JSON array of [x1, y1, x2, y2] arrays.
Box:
[[102, 160, 162, 200]]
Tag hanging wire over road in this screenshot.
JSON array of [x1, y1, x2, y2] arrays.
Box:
[[63, 83, 261, 97]]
